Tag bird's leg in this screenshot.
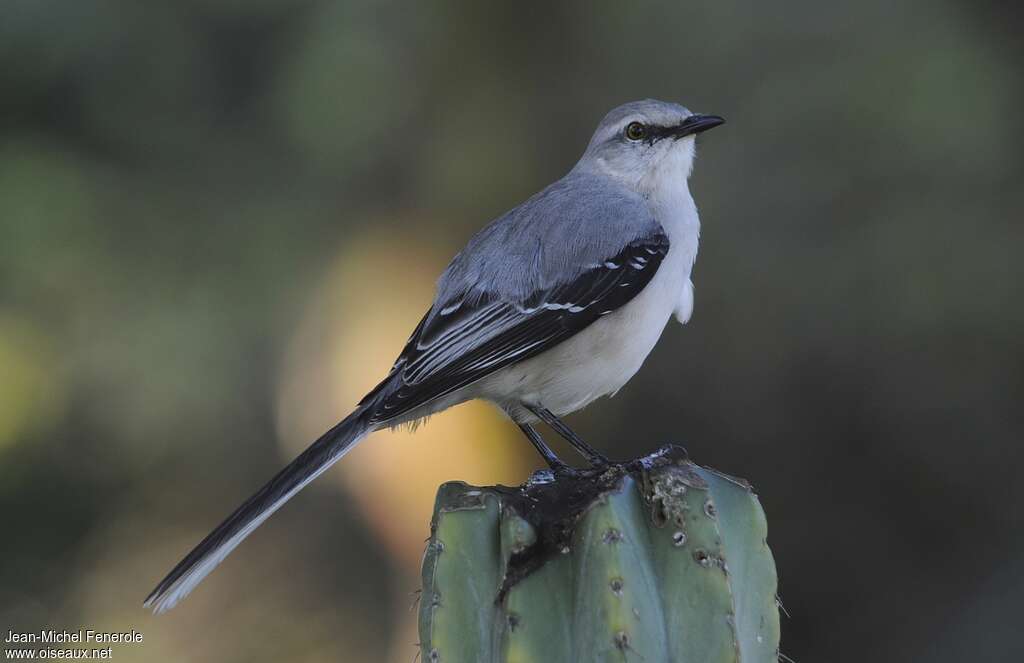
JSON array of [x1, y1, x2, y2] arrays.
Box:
[[516, 423, 577, 476], [524, 404, 611, 467]]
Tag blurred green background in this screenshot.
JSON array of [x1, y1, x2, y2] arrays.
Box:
[[2, 0, 1022, 661]]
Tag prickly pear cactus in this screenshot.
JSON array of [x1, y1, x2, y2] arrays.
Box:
[[418, 446, 779, 663]]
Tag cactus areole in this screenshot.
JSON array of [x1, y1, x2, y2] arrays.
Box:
[[418, 445, 780, 663]]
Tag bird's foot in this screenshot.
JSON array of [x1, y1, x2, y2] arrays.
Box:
[[587, 452, 635, 474], [550, 461, 583, 480]]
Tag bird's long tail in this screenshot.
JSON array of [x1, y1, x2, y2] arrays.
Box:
[[144, 408, 373, 614]]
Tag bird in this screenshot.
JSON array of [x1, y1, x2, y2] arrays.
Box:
[[145, 98, 724, 613]]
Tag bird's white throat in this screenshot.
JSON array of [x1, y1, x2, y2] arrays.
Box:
[[644, 139, 700, 255]]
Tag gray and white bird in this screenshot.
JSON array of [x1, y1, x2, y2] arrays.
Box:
[[145, 99, 724, 613]]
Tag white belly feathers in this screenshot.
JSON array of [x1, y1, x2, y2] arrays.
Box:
[[474, 179, 700, 421], [476, 233, 694, 418]]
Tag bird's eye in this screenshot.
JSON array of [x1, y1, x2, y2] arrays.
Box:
[[625, 122, 646, 141]]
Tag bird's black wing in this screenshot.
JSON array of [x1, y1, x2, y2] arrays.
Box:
[[360, 231, 670, 424]]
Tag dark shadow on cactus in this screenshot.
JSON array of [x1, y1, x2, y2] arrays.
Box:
[[494, 445, 693, 602]]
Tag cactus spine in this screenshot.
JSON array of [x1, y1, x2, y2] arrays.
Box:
[[418, 446, 779, 662]]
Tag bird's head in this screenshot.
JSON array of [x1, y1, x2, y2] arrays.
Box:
[[577, 99, 724, 192]]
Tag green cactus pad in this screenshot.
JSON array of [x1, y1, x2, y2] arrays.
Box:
[[418, 446, 779, 663]]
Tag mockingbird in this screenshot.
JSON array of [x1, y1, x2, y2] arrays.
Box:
[[145, 99, 724, 613]]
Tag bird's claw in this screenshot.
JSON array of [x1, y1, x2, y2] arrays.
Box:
[[550, 462, 582, 479]]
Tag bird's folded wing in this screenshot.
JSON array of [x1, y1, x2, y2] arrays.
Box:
[[360, 230, 670, 423]]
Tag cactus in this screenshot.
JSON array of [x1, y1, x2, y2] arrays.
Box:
[[418, 446, 779, 662]]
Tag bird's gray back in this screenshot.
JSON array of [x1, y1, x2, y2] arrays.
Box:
[[434, 171, 661, 310]]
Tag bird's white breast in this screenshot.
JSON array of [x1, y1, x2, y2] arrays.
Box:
[[477, 175, 700, 420]]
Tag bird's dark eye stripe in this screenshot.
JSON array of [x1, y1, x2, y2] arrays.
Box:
[[623, 121, 683, 144]]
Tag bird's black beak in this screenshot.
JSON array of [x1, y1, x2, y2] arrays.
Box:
[[672, 114, 725, 139]]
